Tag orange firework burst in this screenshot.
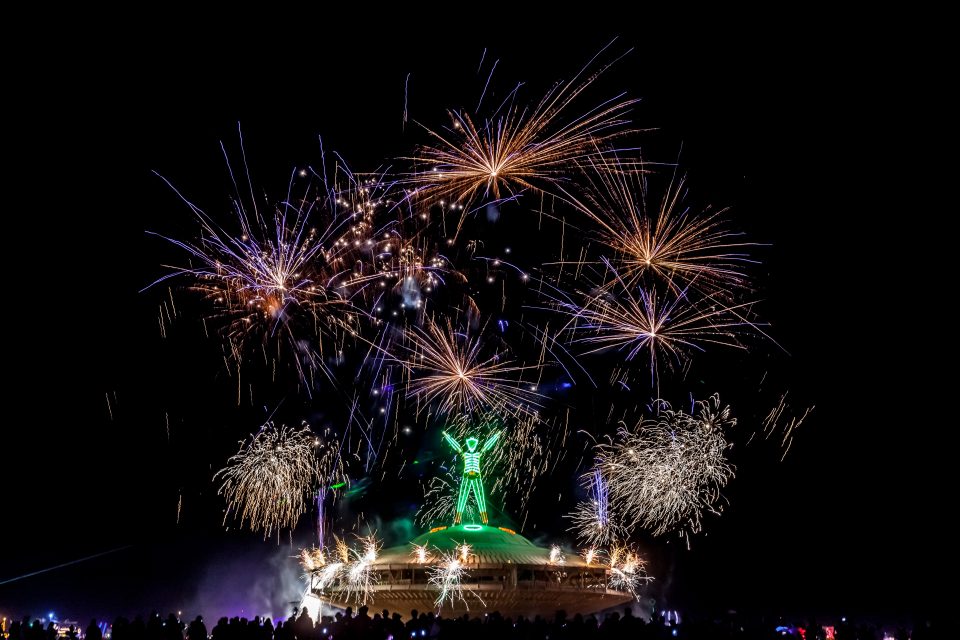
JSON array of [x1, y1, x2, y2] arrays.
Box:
[[395, 317, 546, 416], [554, 260, 760, 383], [561, 159, 757, 296], [407, 44, 638, 213]]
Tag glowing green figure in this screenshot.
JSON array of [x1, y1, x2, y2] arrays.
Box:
[[442, 430, 500, 525]]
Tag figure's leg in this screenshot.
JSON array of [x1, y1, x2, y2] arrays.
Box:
[[473, 477, 488, 524], [454, 477, 470, 524]]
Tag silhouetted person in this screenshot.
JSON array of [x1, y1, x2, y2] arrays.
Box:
[[387, 612, 403, 640], [85, 622, 102, 640], [210, 618, 229, 640], [186, 617, 206, 640], [146, 612, 163, 640], [292, 608, 313, 640], [163, 614, 182, 640], [405, 610, 420, 638]]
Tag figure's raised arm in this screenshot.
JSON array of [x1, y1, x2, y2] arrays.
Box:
[[442, 431, 463, 453], [482, 430, 501, 452]]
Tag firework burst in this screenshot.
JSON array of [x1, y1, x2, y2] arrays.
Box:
[[407, 43, 638, 218], [607, 543, 651, 600], [411, 543, 433, 564], [146, 146, 396, 389], [548, 545, 565, 565], [215, 422, 324, 537], [563, 161, 756, 296], [299, 546, 326, 572], [314, 561, 345, 592], [568, 466, 623, 546], [427, 549, 484, 610], [397, 317, 547, 416], [553, 261, 759, 384], [582, 548, 598, 566], [599, 394, 736, 537], [342, 534, 381, 605]]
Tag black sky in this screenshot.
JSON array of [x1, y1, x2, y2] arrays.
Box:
[[2, 19, 939, 625]]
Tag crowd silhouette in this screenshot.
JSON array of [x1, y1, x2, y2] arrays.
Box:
[[2, 608, 941, 640]]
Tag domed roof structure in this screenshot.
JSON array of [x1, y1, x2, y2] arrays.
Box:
[[378, 524, 587, 567], [313, 524, 633, 617], [310, 431, 638, 617]]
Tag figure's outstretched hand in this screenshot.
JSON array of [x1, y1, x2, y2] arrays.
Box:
[[442, 430, 464, 453], [482, 430, 501, 452]]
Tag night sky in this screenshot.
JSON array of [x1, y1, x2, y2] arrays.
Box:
[[2, 20, 939, 626]]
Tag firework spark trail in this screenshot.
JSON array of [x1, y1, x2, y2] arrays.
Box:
[[299, 546, 326, 572], [607, 543, 652, 600], [582, 548, 597, 566], [598, 395, 736, 537], [396, 317, 547, 417], [215, 422, 344, 537], [344, 535, 381, 604], [315, 562, 344, 592], [550, 260, 760, 385], [427, 549, 485, 610], [548, 545, 565, 565], [760, 392, 815, 461], [559, 157, 758, 296], [334, 535, 351, 564], [411, 544, 433, 564], [310, 534, 381, 605], [316, 487, 328, 549], [146, 158, 382, 388], [347, 183, 468, 316], [146, 143, 428, 395], [407, 41, 638, 221], [568, 466, 623, 546], [417, 472, 462, 528]]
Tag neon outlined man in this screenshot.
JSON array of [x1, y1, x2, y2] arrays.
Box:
[[442, 430, 500, 525]]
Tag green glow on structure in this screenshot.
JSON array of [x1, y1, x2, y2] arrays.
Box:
[[442, 430, 500, 525], [329, 482, 347, 489]]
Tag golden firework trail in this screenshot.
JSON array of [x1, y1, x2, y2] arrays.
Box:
[[407, 41, 639, 231]]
